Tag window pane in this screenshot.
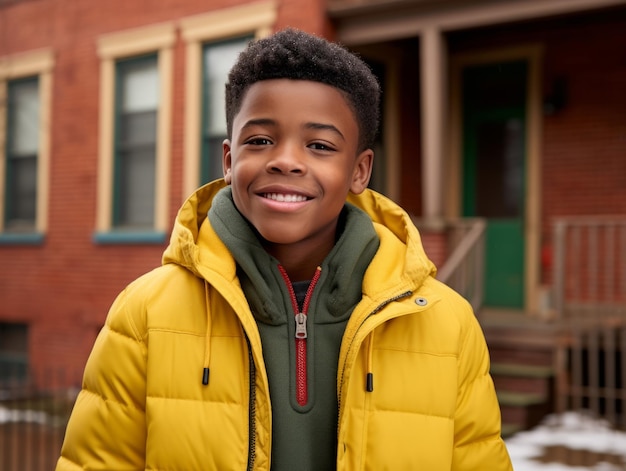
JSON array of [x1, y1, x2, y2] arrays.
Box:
[[0, 322, 28, 382], [201, 37, 249, 184], [119, 110, 157, 147], [114, 56, 158, 228], [203, 137, 225, 181], [6, 156, 37, 223], [8, 79, 39, 155], [121, 58, 159, 112], [475, 118, 524, 218], [204, 38, 248, 135], [5, 78, 39, 230], [117, 147, 155, 227]]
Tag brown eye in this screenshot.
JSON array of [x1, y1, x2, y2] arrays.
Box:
[[246, 138, 272, 146], [309, 142, 335, 152]]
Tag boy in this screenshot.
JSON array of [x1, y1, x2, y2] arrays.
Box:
[[57, 28, 512, 470]]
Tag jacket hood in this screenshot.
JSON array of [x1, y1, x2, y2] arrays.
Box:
[[162, 180, 227, 278], [163, 179, 437, 295], [347, 187, 437, 295]]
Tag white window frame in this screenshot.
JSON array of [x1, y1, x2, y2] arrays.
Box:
[[0, 49, 53, 242], [95, 22, 175, 242]]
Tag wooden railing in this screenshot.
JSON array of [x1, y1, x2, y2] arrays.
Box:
[[552, 216, 626, 429], [437, 218, 487, 313], [553, 216, 626, 315]]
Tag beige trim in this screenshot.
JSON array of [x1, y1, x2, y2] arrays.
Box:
[[420, 26, 446, 225], [155, 47, 173, 232], [181, 40, 202, 202], [525, 47, 543, 316], [95, 23, 175, 233], [37, 70, 52, 233], [449, 45, 544, 312], [96, 58, 114, 232], [0, 81, 6, 230], [180, 1, 277, 200], [180, 1, 277, 43], [0, 49, 54, 233], [335, 0, 626, 45], [98, 23, 176, 59]]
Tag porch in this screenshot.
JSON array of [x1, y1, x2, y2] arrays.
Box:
[[432, 215, 626, 436]]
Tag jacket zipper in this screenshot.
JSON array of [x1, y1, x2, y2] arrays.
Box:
[[245, 336, 256, 471], [337, 290, 412, 422], [278, 265, 322, 406]]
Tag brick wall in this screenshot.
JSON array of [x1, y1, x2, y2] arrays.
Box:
[[0, 0, 328, 380], [540, 11, 626, 285]]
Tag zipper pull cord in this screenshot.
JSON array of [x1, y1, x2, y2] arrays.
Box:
[[365, 330, 375, 392], [202, 281, 212, 385]]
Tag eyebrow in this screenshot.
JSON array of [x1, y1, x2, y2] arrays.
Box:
[[241, 118, 345, 141], [305, 122, 345, 141], [241, 118, 276, 130]]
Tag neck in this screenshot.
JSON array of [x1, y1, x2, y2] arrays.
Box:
[[263, 239, 333, 282]]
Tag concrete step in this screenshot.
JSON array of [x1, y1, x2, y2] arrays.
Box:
[[493, 363, 555, 432], [488, 344, 554, 368], [501, 422, 522, 438], [480, 309, 559, 435], [491, 362, 554, 379], [498, 390, 552, 431], [498, 391, 546, 407], [491, 362, 555, 397]]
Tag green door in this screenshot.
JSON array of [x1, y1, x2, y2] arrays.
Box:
[[462, 61, 527, 308]]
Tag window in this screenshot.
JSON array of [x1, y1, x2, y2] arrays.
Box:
[[201, 38, 250, 184], [180, 1, 277, 198], [0, 322, 28, 383], [95, 23, 174, 243], [114, 55, 158, 229], [5, 77, 39, 231], [0, 49, 53, 244]]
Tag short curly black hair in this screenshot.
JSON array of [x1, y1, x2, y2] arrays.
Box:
[[225, 28, 380, 153]]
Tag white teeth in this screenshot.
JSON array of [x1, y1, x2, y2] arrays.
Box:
[[264, 193, 307, 202]]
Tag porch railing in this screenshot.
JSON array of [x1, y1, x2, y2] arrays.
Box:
[[552, 216, 626, 429], [437, 218, 487, 313], [0, 367, 78, 471]]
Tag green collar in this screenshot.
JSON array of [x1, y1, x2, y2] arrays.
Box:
[[208, 186, 380, 325]]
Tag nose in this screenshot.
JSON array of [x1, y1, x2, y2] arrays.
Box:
[[266, 143, 307, 175]]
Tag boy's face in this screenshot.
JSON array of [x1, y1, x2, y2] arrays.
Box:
[[223, 79, 373, 260]]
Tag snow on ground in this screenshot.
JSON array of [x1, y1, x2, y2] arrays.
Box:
[[505, 412, 626, 470], [0, 405, 48, 424], [2, 405, 626, 469]]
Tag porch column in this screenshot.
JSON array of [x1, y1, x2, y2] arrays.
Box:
[[420, 26, 446, 227]]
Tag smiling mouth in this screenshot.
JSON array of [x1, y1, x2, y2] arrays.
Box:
[[263, 193, 310, 202]]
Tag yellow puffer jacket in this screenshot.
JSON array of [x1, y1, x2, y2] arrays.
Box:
[[57, 180, 512, 470]]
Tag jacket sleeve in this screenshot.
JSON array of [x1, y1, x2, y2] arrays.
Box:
[[452, 302, 513, 470], [56, 286, 148, 471]]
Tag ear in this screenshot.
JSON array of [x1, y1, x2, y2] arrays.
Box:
[[222, 139, 233, 184], [349, 149, 374, 194]]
